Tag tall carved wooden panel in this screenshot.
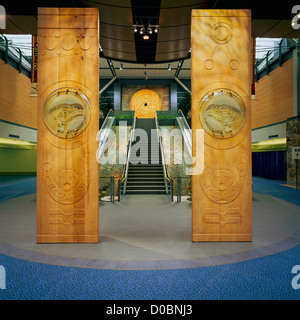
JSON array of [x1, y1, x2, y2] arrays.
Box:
[[191, 10, 252, 241], [36, 8, 99, 243]]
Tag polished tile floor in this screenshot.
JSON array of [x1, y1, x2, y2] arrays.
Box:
[[0, 176, 300, 270]]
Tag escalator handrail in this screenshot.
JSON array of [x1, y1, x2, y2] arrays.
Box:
[[177, 109, 192, 159], [155, 112, 172, 189], [177, 109, 191, 131], [97, 109, 115, 162], [120, 112, 137, 195]]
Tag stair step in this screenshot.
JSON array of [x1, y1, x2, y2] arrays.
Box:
[[126, 186, 165, 191], [128, 168, 163, 172], [129, 164, 163, 167], [125, 190, 166, 195], [129, 166, 163, 169], [127, 181, 165, 185], [127, 177, 164, 180], [127, 173, 164, 176], [130, 158, 161, 160], [128, 172, 163, 175]]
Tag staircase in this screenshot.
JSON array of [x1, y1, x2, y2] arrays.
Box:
[[124, 119, 166, 195]]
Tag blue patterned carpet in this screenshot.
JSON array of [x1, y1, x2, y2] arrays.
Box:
[[0, 176, 300, 300], [0, 246, 300, 300], [0, 175, 36, 202]]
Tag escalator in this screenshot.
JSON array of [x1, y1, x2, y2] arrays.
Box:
[[125, 119, 166, 195], [98, 109, 191, 201]]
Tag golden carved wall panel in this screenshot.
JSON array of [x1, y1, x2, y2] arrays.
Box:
[[130, 89, 162, 118], [191, 10, 252, 242], [36, 8, 99, 243]]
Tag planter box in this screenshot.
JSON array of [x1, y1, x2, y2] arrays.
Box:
[[158, 118, 176, 126], [115, 118, 133, 126]]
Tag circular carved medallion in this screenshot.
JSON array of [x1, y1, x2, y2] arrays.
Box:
[[130, 89, 162, 118], [211, 22, 232, 44], [199, 88, 246, 138], [43, 87, 91, 139]]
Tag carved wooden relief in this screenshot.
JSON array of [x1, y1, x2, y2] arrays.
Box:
[[36, 8, 99, 243], [191, 10, 252, 242], [130, 89, 162, 118]]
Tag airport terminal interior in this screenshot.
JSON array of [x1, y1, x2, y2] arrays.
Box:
[[0, 0, 300, 300]]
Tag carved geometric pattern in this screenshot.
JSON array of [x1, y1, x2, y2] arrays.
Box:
[[49, 208, 85, 226], [204, 21, 239, 71], [205, 207, 241, 229], [40, 30, 97, 56]]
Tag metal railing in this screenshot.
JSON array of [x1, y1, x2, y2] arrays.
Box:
[[174, 176, 192, 203], [155, 111, 174, 201], [155, 110, 194, 202], [0, 35, 31, 73], [97, 109, 115, 163], [98, 110, 136, 202], [118, 111, 137, 200], [255, 39, 296, 79], [177, 109, 192, 160]]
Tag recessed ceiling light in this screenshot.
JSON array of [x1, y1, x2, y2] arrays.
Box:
[[143, 34, 150, 40]]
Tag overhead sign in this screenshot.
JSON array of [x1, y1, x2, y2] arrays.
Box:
[[292, 147, 300, 160]]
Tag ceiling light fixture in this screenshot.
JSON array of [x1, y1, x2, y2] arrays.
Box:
[[131, 18, 160, 40]]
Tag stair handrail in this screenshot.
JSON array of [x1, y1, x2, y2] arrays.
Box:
[[120, 111, 137, 195], [155, 111, 173, 197]]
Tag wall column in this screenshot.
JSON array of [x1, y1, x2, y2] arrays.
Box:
[[191, 9, 252, 241], [170, 80, 178, 111], [36, 8, 99, 243], [286, 41, 300, 188], [114, 81, 121, 110]]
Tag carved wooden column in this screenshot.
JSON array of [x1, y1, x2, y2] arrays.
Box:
[[36, 8, 99, 243], [191, 10, 252, 241]]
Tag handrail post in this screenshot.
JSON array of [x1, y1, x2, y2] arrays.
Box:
[[255, 61, 258, 82], [177, 177, 181, 202], [110, 177, 115, 202], [279, 39, 283, 66], [118, 179, 121, 202], [3, 35, 8, 64], [266, 51, 270, 75], [17, 47, 22, 73]]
